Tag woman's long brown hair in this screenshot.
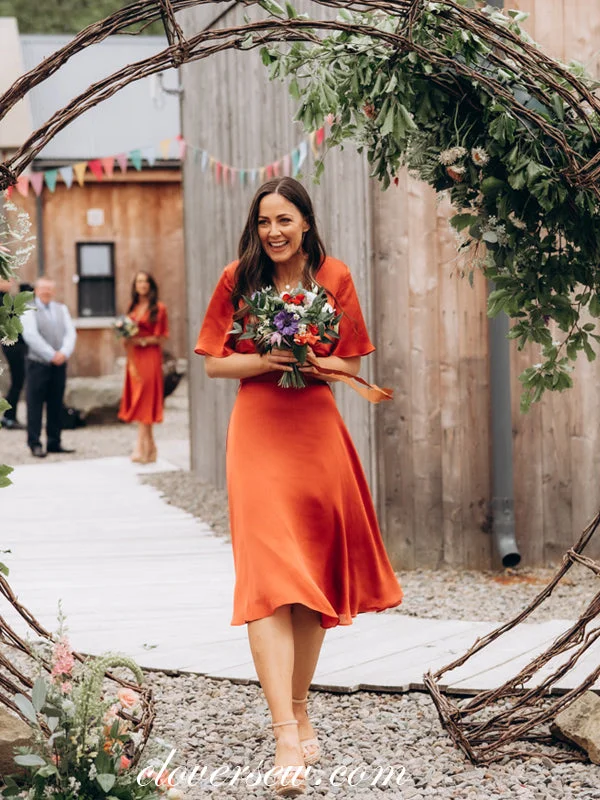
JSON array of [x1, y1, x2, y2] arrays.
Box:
[[128, 271, 159, 322], [232, 177, 327, 319]]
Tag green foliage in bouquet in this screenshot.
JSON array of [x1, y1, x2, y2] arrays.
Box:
[[258, 0, 600, 410], [1, 624, 163, 800]]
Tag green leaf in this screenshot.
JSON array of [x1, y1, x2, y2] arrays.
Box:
[[96, 773, 117, 793], [380, 104, 396, 137], [450, 213, 478, 232], [481, 177, 505, 197], [31, 678, 47, 712], [14, 694, 38, 724], [589, 294, 600, 318], [13, 754, 46, 767], [259, 0, 285, 16]]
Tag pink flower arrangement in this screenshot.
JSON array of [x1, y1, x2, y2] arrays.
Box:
[[50, 636, 75, 682]]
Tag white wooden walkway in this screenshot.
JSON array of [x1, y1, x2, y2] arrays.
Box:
[[2, 454, 598, 695]]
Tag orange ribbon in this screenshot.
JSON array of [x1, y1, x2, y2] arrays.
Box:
[[307, 355, 393, 403]]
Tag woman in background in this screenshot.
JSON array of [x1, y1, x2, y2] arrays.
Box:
[[118, 271, 169, 463]]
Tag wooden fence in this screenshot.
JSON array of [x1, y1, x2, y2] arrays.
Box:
[[181, 0, 600, 569]]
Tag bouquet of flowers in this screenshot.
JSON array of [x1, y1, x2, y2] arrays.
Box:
[[113, 316, 139, 340], [2, 621, 171, 800], [230, 282, 342, 388]]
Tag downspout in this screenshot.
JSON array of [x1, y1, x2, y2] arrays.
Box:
[[488, 296, 521, 568], [487, 0, 520, 569]]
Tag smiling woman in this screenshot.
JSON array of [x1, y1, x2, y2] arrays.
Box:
[[194, 176, 403, 797]]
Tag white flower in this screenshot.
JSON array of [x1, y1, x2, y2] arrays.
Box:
[[533, 363, 543, 370], [552, 340, 561, 348], [471, 147, 489, 166], [439, 146, 467, 165], [303, 291, 317, 306], [324, 302, 335, 315]]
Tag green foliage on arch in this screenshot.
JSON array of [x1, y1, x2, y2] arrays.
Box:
[[260, 1, 600, 411]]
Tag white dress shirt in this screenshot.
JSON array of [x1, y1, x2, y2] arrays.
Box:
[[21, 298, 77, 364]]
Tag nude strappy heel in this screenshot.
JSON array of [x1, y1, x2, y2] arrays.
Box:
[[271, 719, 306, 797], [292, 695, 321, 765]]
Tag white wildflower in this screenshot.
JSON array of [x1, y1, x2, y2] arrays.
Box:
[[471, 147, 489, 166], [552, 340, 561, 348], [88, 763, 98, 779], [303, 290, 317, 306], [439, 146, 467, 165], [533, 363, 543, 370], [1, 336, 17, 346], [324, 302, 335, 315]]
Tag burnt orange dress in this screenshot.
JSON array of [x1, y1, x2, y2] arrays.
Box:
[[118, 301, 169, 425], [195, 256, 403, 629]]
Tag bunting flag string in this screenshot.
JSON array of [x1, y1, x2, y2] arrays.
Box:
[[3, 129, 324, 199]]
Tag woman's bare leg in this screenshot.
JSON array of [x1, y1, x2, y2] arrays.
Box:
[[247, 605, 305, 775], [291, 604, 326, 743]]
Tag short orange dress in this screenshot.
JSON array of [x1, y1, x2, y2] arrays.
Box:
[[195, 256, 403, 629], [118, 301, 169, 425]]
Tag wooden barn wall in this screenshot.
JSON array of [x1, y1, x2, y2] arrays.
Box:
[[7, 174, 185, 377], [181, 0, 600, 570], [180, 1, 375, 495]]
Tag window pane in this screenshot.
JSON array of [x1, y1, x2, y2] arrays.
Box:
[[79, 278, 115, 317], [79, 244, 113, 277]]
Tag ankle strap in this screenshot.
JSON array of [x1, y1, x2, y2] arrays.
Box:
[[272, 719, 299, 729], [292, 696, 308, 703]]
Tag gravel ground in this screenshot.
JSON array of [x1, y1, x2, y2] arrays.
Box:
[[3, 380, 600, 795]]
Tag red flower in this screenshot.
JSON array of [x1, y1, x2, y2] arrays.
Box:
[[293, 333, 310, 345], [291, 294, 305, 305], [282, 293, 293, 302], [308, 324, 319, 336]]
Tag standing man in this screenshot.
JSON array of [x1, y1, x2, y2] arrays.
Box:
[[21, 276, 77, 458], [0, 277, 28, 430]]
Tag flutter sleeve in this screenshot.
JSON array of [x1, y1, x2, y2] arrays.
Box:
[[194, 266, 236, 357], [330, 270, 376, 358], [155, 303, 169, 338]]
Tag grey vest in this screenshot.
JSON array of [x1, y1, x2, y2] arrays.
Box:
[[29, 301, 66, 363]]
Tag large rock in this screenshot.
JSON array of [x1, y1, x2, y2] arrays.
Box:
[[0, 705, 34, 778], [64, 374, 123, 423], [550, 691, 600, 763]]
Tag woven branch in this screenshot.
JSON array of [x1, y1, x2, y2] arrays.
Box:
[[1, 0, 600, 193], [0, 574, 155, 765], [423, 510, 600, 764]]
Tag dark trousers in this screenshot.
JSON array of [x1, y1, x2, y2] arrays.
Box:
[[26, 360, 67, 450], [1, 337, 27, 420]]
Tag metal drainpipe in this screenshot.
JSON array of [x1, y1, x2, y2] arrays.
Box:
[[485, 0, 520, 568], [488, 295, 521, 568]]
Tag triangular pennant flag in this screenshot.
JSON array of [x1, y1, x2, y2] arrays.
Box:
[[291, 148, 300, 176], [88, 159, 104, 181], [266, 164, 273, 180], [16, 175, 29, 197], [73, 162, 88, 187], [29, 173, 44, 197], [101, 156, 115, 178], [297, 141, 308, 170], [240, 170, 246, 186], [116, 153, 128, 173], [215, 162, 222, 184], [315, 127, 325, 148], [222, 165, 229, 185], [44, 170, 58, 193], [142, 146, 157, 167], [251, 169, 258, 184], [230, 168, 238, 187], [176, 135, 187, 160], [259, 167, 266, 182], [159, 139, 172, 160], [283, 154, 291, 176], [59, 166, 74, 188], [309, 131, 319, 157], [272, 161, 280, 177], [5, 186, 14, 200], [201, 151, 209, 172], [193, 148, 200, 164], [129, 149, 142, 171]]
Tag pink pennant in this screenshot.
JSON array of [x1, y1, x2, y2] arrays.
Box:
[[101, 156, 115, 178], [116, 153, 128, 173], [222, 165, 230, 185], [215, 162, 222, 184], [266, 164, 273, 180], [88, 159, 104, 181], [282, 154, 291, 176], [273, 161, 281, 177], [16, 175, 29, 197], [29, 173, 44, 196], [316, 127, 325, 148], [176, 135, 187, 160]]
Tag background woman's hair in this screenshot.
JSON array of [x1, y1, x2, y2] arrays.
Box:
[[128, 271, 159, 322], [232, 177, 327, 317]]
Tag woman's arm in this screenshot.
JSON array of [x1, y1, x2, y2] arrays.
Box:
[[299, 351, 361, 382], [205, 348, 297, 380]]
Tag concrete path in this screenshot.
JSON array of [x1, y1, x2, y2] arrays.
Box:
[[2, 453, 598, 695]]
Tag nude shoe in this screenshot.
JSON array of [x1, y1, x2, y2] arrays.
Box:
[[292, 696, 321, 765], [271, 719, 306, 797]]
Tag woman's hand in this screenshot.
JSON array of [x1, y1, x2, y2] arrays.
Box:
[[298, 347, 361, 383], [297, 346, 337, 383], [260, 347, 298, 373]]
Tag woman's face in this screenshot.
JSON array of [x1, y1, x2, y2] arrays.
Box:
[[257, 193, 309, 264], [135, 273, 151, 296]]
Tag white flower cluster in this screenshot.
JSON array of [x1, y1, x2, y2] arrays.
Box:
[[439, 146, 467, 165]]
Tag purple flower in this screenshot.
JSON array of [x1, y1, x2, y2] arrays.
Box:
[[273, 310, 299, 336]]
